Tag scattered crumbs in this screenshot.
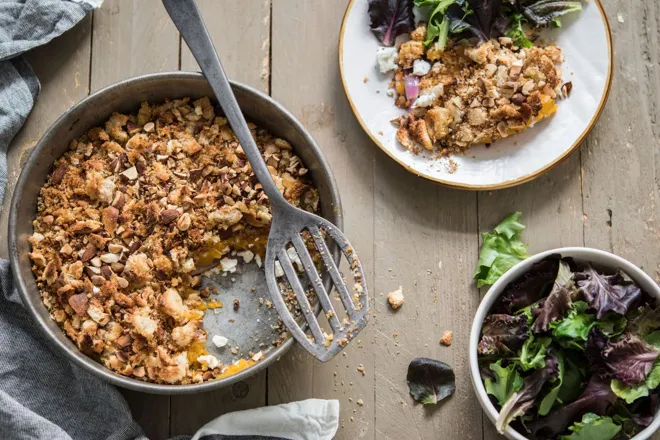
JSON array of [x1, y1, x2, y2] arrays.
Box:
[[617, 13, 624, 23], [438, 260, 442, 270], [231, 348, 238, 354], [392, 331, 398, 337], [363, 77, 369, 83], [387, 286, 404, 310], [334, 371, 338, 376], [350, 417, 355, 422], [447, 159, 458, 174], [439, 330, 453, 346], [357, 364, 366, 376], [357, 399, 364, 406], [378, 130, 384, 136], [376, 90, 381, 94], [472, 155, 476, 158], [348, 397, 353, 402], [387, 268, 392, 272], [514, 141, 519, 146], [487, 191, 493, 196]]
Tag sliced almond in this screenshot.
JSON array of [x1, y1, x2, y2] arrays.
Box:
[[100, 253, 120, 264], [121, 166, 138, 180]]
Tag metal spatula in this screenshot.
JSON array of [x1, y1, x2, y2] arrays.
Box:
[[162, 0, 369, 362]]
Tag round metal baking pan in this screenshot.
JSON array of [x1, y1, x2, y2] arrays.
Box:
[[8, 72, 342, 394]]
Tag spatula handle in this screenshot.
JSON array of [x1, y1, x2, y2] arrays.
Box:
[[161, 0, 285, 205]]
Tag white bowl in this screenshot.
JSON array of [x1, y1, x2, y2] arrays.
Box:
[[469, 247, 660, 440]]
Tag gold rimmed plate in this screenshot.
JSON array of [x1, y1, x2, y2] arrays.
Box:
[[339, 0, 613, 190]]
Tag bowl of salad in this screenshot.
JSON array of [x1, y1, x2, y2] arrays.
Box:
[[469, 248, 660, 440]]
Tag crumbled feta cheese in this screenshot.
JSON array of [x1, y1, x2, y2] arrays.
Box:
[[376, 47, 398, 73], [412, 84, 444, 108], [275, 261, 284, 278], [220, 258, 238, 273], [252, 351, 264, 362], [237, 250, 254, 264], [212, 335, 228, 348], [255, 254, 262, 268], [412, 59, 431, 76], [286, 247, 304, 272], [197, 354, 219, 369]]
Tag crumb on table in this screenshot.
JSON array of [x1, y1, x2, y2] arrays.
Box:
[[439, 330, 453, 346], [387, 286, 404, 310]]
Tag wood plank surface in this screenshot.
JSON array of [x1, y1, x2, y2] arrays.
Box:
[[2, 1, 660, 440], [90, 1, 180, 437], [0, 17, 92, 258], [91, 0, 179, 92], [269, 1, 376, 438], [170, 1, 272, 436]]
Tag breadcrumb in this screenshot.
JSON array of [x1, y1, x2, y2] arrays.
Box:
[[387, 286, 404, 310], [439, 330, 453, 346]]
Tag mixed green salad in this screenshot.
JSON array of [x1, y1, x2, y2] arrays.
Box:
[[368, 0, 583, 50], [478, 254, 660, 439]]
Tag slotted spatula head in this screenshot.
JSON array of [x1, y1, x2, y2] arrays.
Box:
[[162, 0, 369, 362], [265, 205, 369, 362]]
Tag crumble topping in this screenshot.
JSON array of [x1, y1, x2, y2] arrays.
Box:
[[387, 286, 404, 310], [28, 97, 320, 384], [389, 25, 572, 156]]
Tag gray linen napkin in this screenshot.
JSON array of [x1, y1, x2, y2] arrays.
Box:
[[0, 4, 149, 440]]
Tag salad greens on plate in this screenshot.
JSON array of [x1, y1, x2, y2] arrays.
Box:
[[478, 254, 660, 439], [368, 0, 583, 50]]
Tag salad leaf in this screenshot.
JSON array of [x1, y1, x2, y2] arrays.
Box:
[[645, 330, 660, 348], [602, 333, 659, 385], [514, 0, 583, 27], [559, 413, 621, 440], [484, 360, 524, 405], [539, 351, 565, 415], [611, 361, 660, 404], [414, 0, 456, 48], [446, 0, 505, 43], [474, 212, 530, 288], [478, 313, 529, 356], [495, 255, 560, 314], [532, 260, 576, 333], [528, 376, 617, 438], [598, 312, 627, 337], [496, 355, 558, 433], [551, 301, 595, 343], [627, 305, 660, 338], [557, 353, 586, 404], [612, 395, 658, 436], [506, 13, 534, 48], [406, 357, 456, 404], [575, 265, 642, 319], [519, 335, 552, 371], [368, 0, 416, 46]]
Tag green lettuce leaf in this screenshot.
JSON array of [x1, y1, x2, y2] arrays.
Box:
[[598, 311, 627, 337], [474, 212, 530, 288], [560, 413, 621, 440], [557, 353, 586, 404], [551, 301, 595, 342], [645, 330, 660, 348], [506, 13, 534, 47], [611, 360, 660, 404], [519, 335, 552, 371], [484, 360, 524, 406]]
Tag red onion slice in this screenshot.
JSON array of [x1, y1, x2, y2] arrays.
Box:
[[404, 75, 420, 102]]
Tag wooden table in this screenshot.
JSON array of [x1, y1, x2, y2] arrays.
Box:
[[1, 1, 658, 439]]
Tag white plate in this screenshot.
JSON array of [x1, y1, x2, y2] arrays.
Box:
[[339, 0, 613, 190]]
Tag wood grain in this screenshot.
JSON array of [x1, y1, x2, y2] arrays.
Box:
[[91, 0, 179, 92], [170, 1, 272, 435], [0, 17, 92, 258], [373, 160, 481, 440], [180, 0, 271, 92], [269, 1, 376, 438], [89, 1, 181, 437]]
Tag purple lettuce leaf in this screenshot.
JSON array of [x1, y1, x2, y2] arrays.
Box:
[[495, 355, 559, 433], [575, 265, 642, 319], [478, 313, 529, 356], [527, 376, 617, 439], [585, 329, 660, 385], [494, 255, 560, 314], [368, 0, 415, 46], [531, 260, 576, 333], [602, 333, 660, 385]]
